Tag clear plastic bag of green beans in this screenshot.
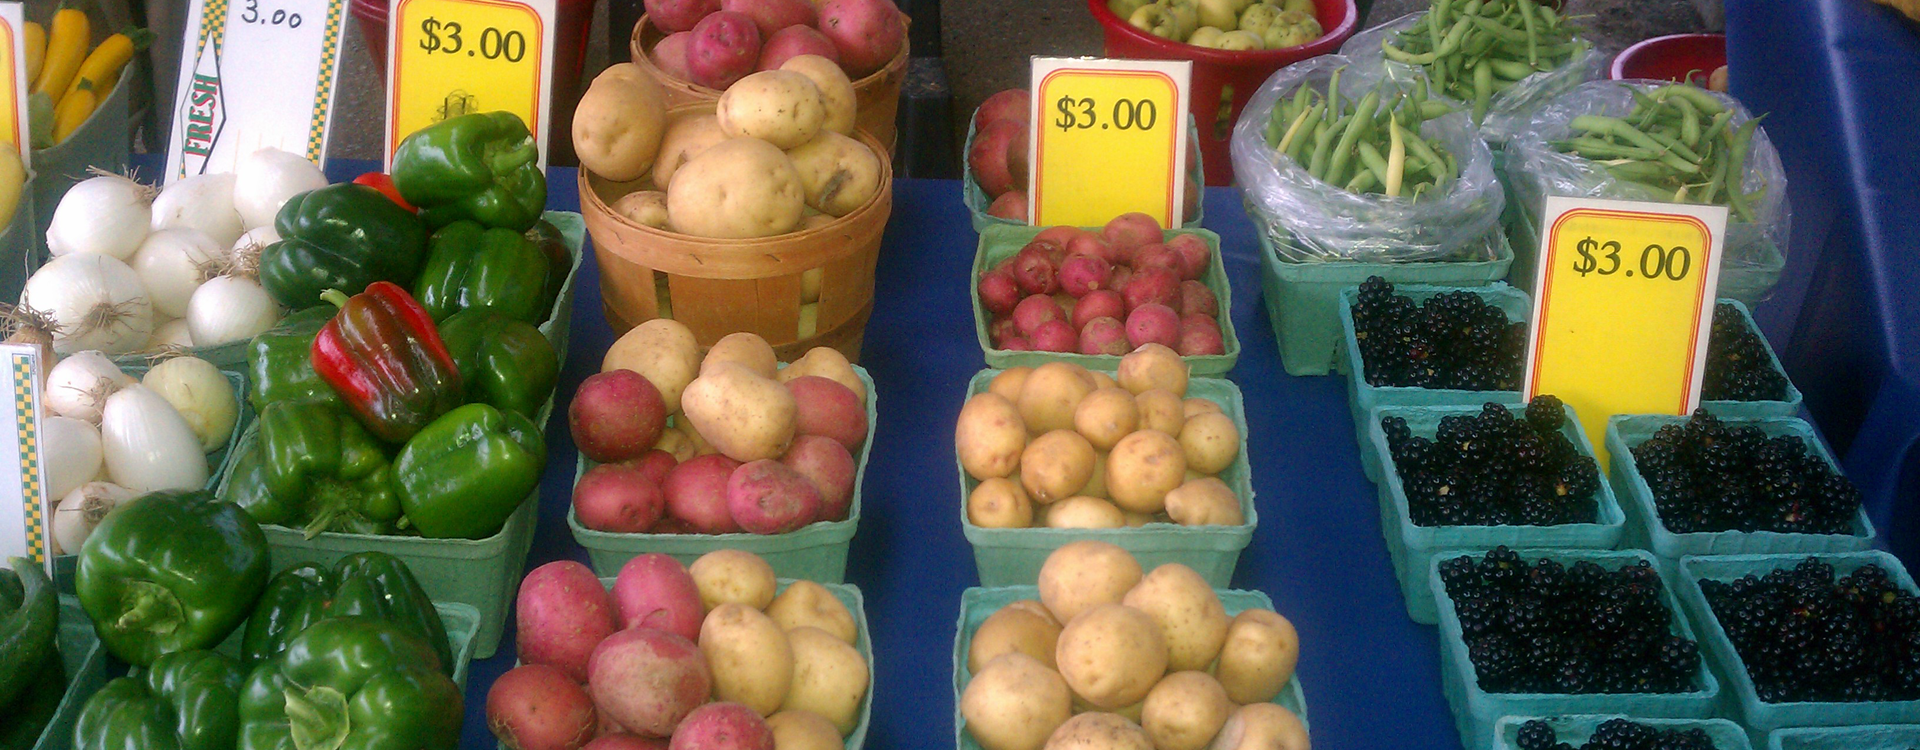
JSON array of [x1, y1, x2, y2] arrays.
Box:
[[1505, 79, 1791, 273], [1230, 54, 1506, 263]]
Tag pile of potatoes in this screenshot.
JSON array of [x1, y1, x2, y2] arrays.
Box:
[[490, 549, 869, 749], [957, 345, 1245, 530], [961, 541, 1307, 750], [571, 321, 869, 536], [574, 54, 885, 240]]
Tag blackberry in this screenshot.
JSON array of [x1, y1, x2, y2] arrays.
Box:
[[1350, 276, 1526, 390], [1701, 557, 1920, 703], [1441, 548, 1700, 695], [1629, 410, 1862, 535], [1702, 302, 1789, 402], [1388, 396, 1601, 526], [1510, 718, 1720, 750]]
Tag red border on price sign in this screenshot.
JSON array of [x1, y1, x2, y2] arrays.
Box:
[[387, 0, 547, 147], [1032, 68, 1182, 223]]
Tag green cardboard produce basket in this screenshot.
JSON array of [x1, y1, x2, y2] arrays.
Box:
[[962, 116, 1205, 232], [1769, 725, 1920, 750], [958, 369, 1255, 587], [1676, 552, 1920, 746], [952, 585, 1307, 750], [1492, 715, 1751, 750], [1503, 193, 1785, 306], [1259, 226, 1514, 377], [1434, 548, 1723, 750], [27, 595, 107, 750], [1366, 402, 1626, 624], [1606, 415, 1874, 577], [1693, 299, 1804, 420], [971, 224, 1239, 374], [569, 366, 876, 581]]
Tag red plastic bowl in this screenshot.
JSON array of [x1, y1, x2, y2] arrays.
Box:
[[1086, 0, 1359, 186], [1611, 33, 1726, 87]]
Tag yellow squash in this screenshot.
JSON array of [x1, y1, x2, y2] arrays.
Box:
[[32, 8, 87, 107], [51, 84, 91, 143], [62, 28, 149, 103], [23, 21, 43, 82], [0, 147, 25, 230]]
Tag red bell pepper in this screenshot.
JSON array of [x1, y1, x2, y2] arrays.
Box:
[[353, 172, 417, 212], [311, 282, 463, 443]]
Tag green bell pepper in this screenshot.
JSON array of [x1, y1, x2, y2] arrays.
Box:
[[0, 557, 56, 709], [222, 401, 401, 538], [71, 649, 246, 750], [524, 218, 573, 316], [240, 552, 452, 673], [258, 183, 431, 310], [237, 618, 462, 750], [394, 404, 544, 540], [391, 111, 547, 232], [436, 309, 557, 419], [413, 220, 553, 324], [0, 651, 62, 749], [245, 306, 340, 411], [76, 491, 270, 667]]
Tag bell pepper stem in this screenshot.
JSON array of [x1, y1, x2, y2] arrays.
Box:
[[488, 142, 539, 175], [286, 684, 351, 750], [320, 289, 351, 309], [115, 580, 183, 635]]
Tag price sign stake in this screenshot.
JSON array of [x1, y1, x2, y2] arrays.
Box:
[[1028, 57, 1190, 228], [1525, 196, 1728, 467], [166, 0, 348, 180], [386, 0, 556, 167], [0, 3, 27, 164], [0, 344, 51, 571]]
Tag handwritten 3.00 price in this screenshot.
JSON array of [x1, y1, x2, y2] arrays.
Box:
[[1052, 95, 1160, 131], [418, 17, 529, 62], [1571, 237, 1693, 281]]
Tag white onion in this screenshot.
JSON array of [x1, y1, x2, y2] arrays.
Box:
[[22, 253, 155, 354], [44, 350, 132, 423], [233, 225, 282, 257], [101, 384, 208, 492], [47, 174, 153, 260], [144, 318, 194, 351], [42, 415, 102, 500], [152, 173, 244, 248], [234, 148, 328, 229], [51, 481, 134, 555], [187, 275, 281, 346], [129, 228, 223, 318], [142, 356, 237, 452]]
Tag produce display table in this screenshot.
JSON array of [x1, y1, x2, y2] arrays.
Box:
[[446, 169, 1463, 748]]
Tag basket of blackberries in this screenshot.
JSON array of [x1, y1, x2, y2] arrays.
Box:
[[1608, 410, 1874, 562], [1679, 553, 1920, 739], [1494, 716, 1752, 750], [1766, 723, 1920, 750], [1699, 300, 1802, 419], [1370, 396, 1626, 625], [1433, 548, 1721, 750]]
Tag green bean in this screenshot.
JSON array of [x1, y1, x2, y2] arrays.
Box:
[[1356, 141, 1393, 188], [1488, 58, 1536, 80], [1570, 115, 1699, 172], [1285, 104, 1325, 163], [1413, 77, 1429, 105], [1700, 140, 1725, 205], [1430, 0, 1450, 52], [1604, 161, 1689, 183], [1555, 137, 1664, 160], [1403, 130, 1453, 183], [1724, 117, 1761, 221], [1473, 62, 1494, 122], [1383, 15, 1473, 65], [1327, 67, 1344, 118], [1386, 120, 1409, 197], [1640, 129, 1704, 163], [1308, 113, 1345, 178], [1346, 168, 1379, 193], [1325, 91, 1380, 186], [1418, 101, 1457, 120], [1276, 104, 1315, 155], [1698, 110, 1733, 144], [1656, 84, 1726, 116], [1678, 101, 1701, 148], [1467, 15, 1532, 44], [1464, 29, 1499, 57], [1517, 0, 1540, 64]]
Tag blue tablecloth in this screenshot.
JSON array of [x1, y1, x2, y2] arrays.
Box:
[[453, 174, 1467, 748]]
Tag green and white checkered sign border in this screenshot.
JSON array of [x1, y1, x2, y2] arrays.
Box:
[[11, 352, 43, 564]]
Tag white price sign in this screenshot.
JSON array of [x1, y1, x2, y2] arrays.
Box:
[[165, 0, 348, 180]]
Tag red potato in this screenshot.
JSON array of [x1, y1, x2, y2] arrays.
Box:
[[1122, 267, 1181, 311], [686, 12, 762, 90], [669, 702, 775, 750], [1001, 337, 1032, 351], [576, 463, 667, 533], [1131, 244, 1182, 275], [757, 25, 839, 70], [974, 89, 1032, 131], [986, 192, 1027, 222], [1059, 254, 1113, 298], [516, 561, 620, 683], [1022, 239, 1067, 267], [1165, 234, 1211, 280], [488, 664, 599, 750], [1108, 265, 1134, 293], [1126, 303, 1182, 349], [1010, 249, 1057, 296], [1103, 212, 1163, 251], [628, 450, 680, 487], [647, 0, 721, 32], [781, 435, 856, 521], [587, 736, 670, 750], [571, 370, 669, 464], [1079, 317, 1130, 355], [664, 454, 744, 533], [1179, 280, 1219, 318], [1066, 233, 1118, 265], [1179, 315, 1226, 356], [785, 376, 868, 451], [654, 33, 697, 80], [817, 0, 905, 78], [969, 119, 1027, 198], [612, 554, 707, 641], [728, 459, 823, 534], [587, 627, 713, 738], [1012, 294, 1064, 336], [978, 270, 1021, 316], [722, 0, 817, 37], [1031, 320, 1077, 352], [1073, 289, 1126, 331], [1032, 225, 1082, 248], [987, 317, 1018, 347]]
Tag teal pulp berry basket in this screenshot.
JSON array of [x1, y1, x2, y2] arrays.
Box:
[[1502, 191, 1785, 306], [952, 585, 1307, 750], [1433, 548, 1723, 750], [961, 115, 1205, 232], [1676, 552, 1920, 746], [1492, 715, 1752, 750], [1258, 225, 1514, 377], [27, 595, 106, 750], [1769, 725, 1920, 750], [0, 181, 34, 305], [972, 224, 1241, 374], [959, 369, 1256, 587], [569, 366, 875, 582], [1692, 299, 1803, 420], [1366, 402, 1627, 624], [1606, 415, 1874, 578]]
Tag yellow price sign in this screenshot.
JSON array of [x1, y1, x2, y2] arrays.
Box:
[[1525, 196, 1728, 467], [385, 0, 553, 165], [0, 4, 26, 162], [1029, 57, 1190, 228]]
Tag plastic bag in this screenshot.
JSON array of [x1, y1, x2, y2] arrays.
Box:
[[1230, 54, 1506, 263], [1504, 79, 1791, 271], [1341, 12, 1603, 142]]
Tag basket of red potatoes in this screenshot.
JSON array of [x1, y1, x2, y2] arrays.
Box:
[[568, 319, 873, 581], [974, 215, 1240, 374], [490, 549, 872, 749]]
